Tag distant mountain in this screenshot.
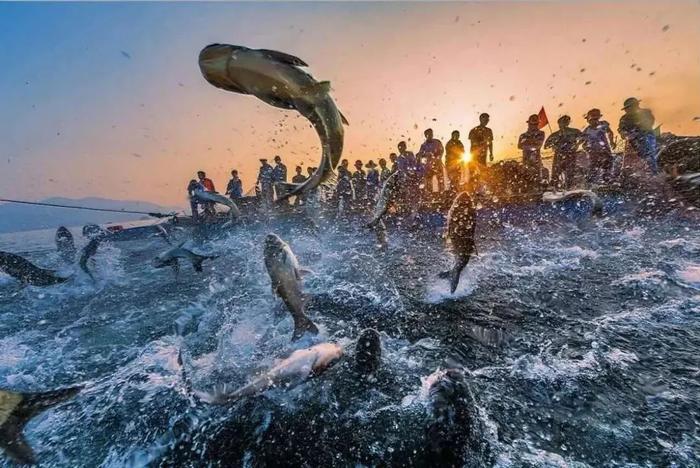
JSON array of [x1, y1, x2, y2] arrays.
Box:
[[0, 197, 183, 233]]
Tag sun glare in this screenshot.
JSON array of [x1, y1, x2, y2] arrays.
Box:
[[460, 152, 472, 163]]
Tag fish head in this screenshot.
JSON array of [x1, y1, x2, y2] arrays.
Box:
[[263, 233, 286, 257], [198, 44, 249, 93]]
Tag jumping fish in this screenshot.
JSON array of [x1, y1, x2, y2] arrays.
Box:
[[55, 227, 76, 264], [367, 172, 400, 228], [79, 236, 106, 282], [542, 189, 603, 217], [0, 386, 82, 465], [192, 190, 241, 220], [152, 242, 218, 274], [0, 251, 70, 287], [196, 342, 343, 405], [198, 44, 348, 201], [439, 192, 477, 294], [264, 233, 319, 341]]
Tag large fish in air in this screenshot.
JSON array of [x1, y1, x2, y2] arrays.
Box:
[[198, 44, 349, 201]]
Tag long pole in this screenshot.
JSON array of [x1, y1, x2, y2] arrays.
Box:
[[0, 198, 177, 218]]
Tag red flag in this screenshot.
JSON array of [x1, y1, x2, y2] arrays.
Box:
[[537, 106, 549, 130]]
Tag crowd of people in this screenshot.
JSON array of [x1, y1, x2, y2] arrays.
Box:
[[187, 96, 659, 219]]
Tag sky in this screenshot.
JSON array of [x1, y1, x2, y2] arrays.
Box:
[[1, 1, 699, 207]]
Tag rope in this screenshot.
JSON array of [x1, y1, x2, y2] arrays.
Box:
[[0, 198, 178, 219]]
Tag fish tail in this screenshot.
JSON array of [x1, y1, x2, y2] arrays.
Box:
[[292, 314, 319, 341], [450, 256, 471, 294], [0, 386, 82, 465]]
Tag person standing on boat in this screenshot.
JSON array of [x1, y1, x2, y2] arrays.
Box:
[[365, 160, 381, 203], [272, 155, 288, 202], [389, 153, 398, 174], [379, 158, 392, 183], [468, 113, 494, 169], [197, 171, 216, 218], [225, 169, 243, 200], [518, 115, 546, 181], [291, 166, 307, 205], [544, 115, 583, 189], [618, 97, 658, 175], [445, 130, 465, 191], [335, 159, 354, 218], [396, 141, 419, 210], [187, 179, 204, 222], [352, 160, 367, 210], [256, 158, 274, 207], [419, 128, 445, 193], [582, 108, 616, 184]]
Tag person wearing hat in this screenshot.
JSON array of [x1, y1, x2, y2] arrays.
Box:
[[518, 114, 546, 172], [256, 158, 274, 207], [618, 97, 658, 174], [544, 115, 583, 189], [365, 160, 380, 202], [582, 108, 616, 184]]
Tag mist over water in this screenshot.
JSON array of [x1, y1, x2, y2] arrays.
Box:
[[0, 195, 699, 466]]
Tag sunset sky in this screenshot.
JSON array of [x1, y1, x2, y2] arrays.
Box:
[[1, 1, 699, 207]]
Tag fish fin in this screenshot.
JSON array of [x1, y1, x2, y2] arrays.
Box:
[[297, 268, 315, 277], [193, 383, 235, 405], [292, 315, 319, 341], [0, 386, 82, 465], [437, 270, 451, 279], [339, 110, 350, 126], [192, 258, 204, 272], [301, 81, 331, 97], [257, 49, 308, 67]]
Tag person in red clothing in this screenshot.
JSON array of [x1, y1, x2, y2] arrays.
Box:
[[197, 171, 216, 192], [196, 170, 216, 217]]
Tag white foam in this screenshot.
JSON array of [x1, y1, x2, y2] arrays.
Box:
[[677, 264, 700, 286]]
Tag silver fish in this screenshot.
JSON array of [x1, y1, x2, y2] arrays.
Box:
[[198, 44, 348, 201], [0, 251, 70, 287], [542, 189, 603, 217], [264, 233, 319, 341], [196, 342, 342, 405], [192, 190, 241, 219], [439, 192, 477, 294], [367, 172, 400, 228], [153, 243, 217, 274]]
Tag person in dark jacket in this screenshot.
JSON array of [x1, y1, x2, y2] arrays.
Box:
[[618, 97, 658, 174], [544, 116, 583, 189], [225, 169, 243, 199], [445, 130, 465, 191]]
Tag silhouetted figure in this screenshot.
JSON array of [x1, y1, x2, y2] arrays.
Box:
[[352, 159, 367, 207], [225, 169, 243, 199], [445, 130, 465, 190], [518, 115, 546, 173], [365, 160, 380, 202], [419, 128, 445, 193], [256, 158, 274, 207], [379, 158, 391, 183], [335, 159, 354, 217], [618, 97, 658, 174], [582, 108, 615, 184], [389, 152, 398, 173], [468, 113, 494, 167], [544, 115, 583, 189], [292, 166, 307, 205]]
